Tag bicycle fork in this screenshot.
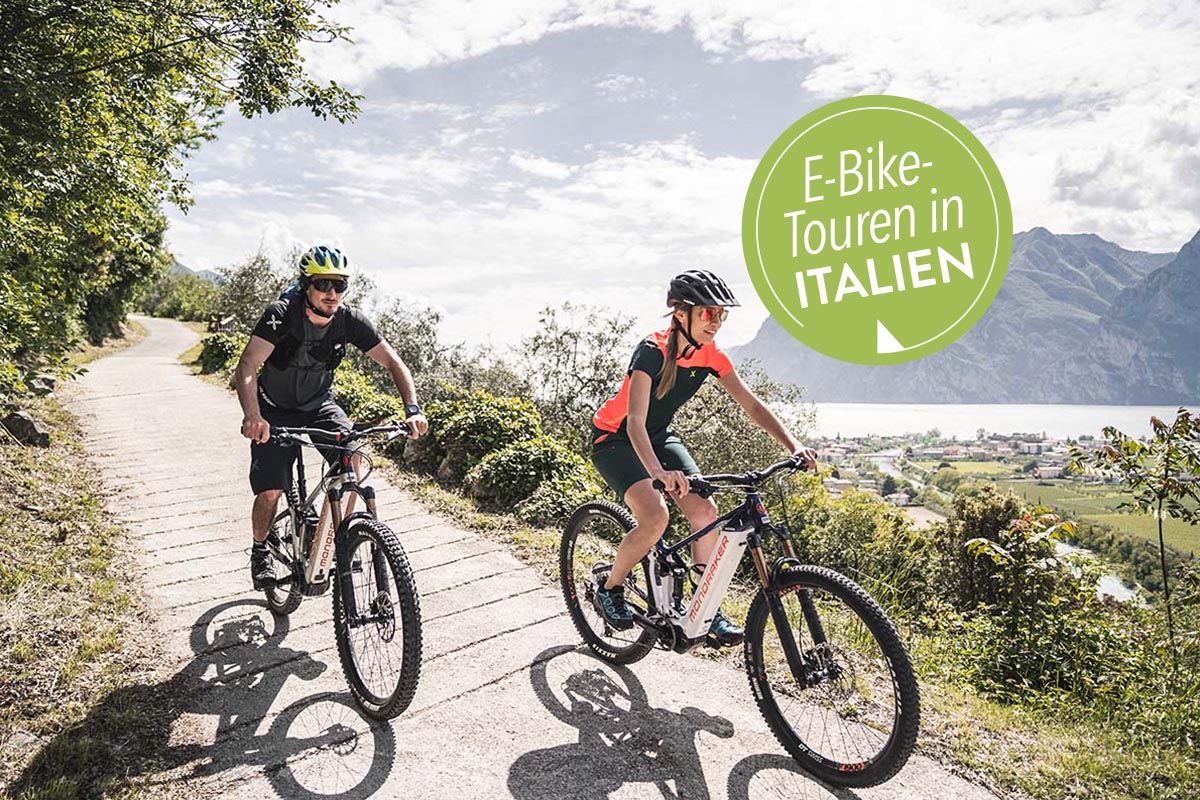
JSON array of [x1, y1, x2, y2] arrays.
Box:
[[331, 485, 393, 629], [751, 533, 829, 688]]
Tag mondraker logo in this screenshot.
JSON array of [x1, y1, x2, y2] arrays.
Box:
[[318, 528, 335, 573], [689, 536, 729, 623]]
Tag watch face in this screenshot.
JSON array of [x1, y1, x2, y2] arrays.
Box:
[[404, 404, 422, 417]]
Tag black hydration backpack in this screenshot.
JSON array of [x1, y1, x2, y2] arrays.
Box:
[[263, 294, 349, 372]]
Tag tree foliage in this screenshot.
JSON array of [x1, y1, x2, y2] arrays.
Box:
[[1072, 407, 1200, 670], [0, 0, 359, 400], [520, 303, 637, 451]]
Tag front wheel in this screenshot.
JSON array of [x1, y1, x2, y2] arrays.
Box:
[[332, 518, 422, 720], [744, 565, 920, 787]]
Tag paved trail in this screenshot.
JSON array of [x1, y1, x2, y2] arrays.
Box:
[[64, 316, 999, 800]]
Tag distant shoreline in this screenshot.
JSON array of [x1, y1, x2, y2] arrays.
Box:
[[806, 402, 1190, 440]]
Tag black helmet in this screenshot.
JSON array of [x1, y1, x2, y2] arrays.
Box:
[[667, 270, 740, 308]]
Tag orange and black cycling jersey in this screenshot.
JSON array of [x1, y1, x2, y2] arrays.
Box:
[[593, 328, 734, 443]]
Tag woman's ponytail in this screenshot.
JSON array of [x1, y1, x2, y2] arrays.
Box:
[[656, 309, 683, 399]]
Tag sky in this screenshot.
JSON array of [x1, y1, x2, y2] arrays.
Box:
[[164, 0, 1200, 350]]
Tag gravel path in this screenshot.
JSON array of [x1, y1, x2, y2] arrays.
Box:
[[64, 315, 1000, 800]]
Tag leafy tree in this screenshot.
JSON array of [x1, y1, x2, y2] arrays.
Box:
[[881, 474, 898, 495], [520, 303, 637, 452], [0, 0, 359, 400], [673, 360, 814, 477], [1073, 408, 1200, 671], [138, 270, 219, 321], [931, 466, 962, 492], [213, 253, 291, 332], [931, 484, 1023, 610]]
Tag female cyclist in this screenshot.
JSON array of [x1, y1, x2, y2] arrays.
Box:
[[589, 270, 818, 645]]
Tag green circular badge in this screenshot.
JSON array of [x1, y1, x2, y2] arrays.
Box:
[[742, 95, 1012, 364]]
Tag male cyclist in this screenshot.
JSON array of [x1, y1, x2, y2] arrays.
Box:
[[234, 245, 429, 588], [589, 270, 818, 645]]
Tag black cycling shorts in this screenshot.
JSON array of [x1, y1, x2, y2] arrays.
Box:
[[248, 399, 354, 495], [590, 427, 700, 502]]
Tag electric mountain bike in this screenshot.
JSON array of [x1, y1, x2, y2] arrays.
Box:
[[260, 421, 421, 720], [559, 455, 920, 787]]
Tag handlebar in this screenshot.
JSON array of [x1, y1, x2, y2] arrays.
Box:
[[270, 420, 411, 448], [652, 454, 810, 497]]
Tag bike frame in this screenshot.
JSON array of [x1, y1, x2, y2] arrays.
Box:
[[292, 441, 378, 582], [266, 428, 392, 624], [638, 489, 790, 641]]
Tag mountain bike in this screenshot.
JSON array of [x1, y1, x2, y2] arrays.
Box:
[[559, 455, 920, 787], [260, 421, 421, 720]]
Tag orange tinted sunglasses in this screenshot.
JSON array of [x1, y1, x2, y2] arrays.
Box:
[[696, 306, 729, 322]]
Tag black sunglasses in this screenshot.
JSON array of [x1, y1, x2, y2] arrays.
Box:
[[312, 278, 348, 294]]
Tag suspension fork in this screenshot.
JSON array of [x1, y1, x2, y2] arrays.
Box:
[[750, 534, 810, 686], [358, 485, 391, 596], [329, 487, 359, 620]]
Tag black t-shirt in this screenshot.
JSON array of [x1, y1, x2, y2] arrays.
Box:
[[251, 298, 381, 412]]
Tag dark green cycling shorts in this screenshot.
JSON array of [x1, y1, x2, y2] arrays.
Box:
[[590, 427, 700, 501]]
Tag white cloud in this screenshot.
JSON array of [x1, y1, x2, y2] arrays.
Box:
[[168, 2, 1200, 352], [509, 152, 573, 180], [594, 73, 650, 101], [296, 1, 1200, 251]]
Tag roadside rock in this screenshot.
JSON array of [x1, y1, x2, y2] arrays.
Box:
[[2, 411, 50, 447]]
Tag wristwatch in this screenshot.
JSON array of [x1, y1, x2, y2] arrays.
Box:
[[404, 403, 423, 419]]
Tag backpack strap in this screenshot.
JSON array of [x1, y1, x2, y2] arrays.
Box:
[[263, 297, 349, 371]]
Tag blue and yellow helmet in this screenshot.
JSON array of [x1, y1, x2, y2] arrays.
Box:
[[299, 245, 352, 278]]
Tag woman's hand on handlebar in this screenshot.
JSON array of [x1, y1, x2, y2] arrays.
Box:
[[653, 469, 690, 497], [792, 445, 818, 471]]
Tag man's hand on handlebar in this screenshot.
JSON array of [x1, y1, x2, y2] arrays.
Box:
[[792, 446, 818, 471], [653, 469, 690, 497], [242, 415, 270, 443], [405, 413, 429, 439]]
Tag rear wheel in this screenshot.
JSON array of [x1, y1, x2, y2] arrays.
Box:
[[333, 518, 422, 720], [265, 488, 304, 616], [744, 565, 920, 787], [560, 501, 656, 664]]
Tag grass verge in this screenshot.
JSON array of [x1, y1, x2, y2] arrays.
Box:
[[0, 396, 175, 799], [66, 318, 149, 368]]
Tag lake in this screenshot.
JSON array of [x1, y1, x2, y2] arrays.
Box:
[[809, 403, 1193, 440]]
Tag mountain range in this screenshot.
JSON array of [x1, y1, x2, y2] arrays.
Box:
[[729, 228, 1199, 404], [169, 259, 222, 284]]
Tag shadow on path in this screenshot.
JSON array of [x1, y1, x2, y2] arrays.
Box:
[[726, 753, 862, 800], [507, 645, 864, 800], [9, 600, 394, 799], [508, 645, 734, 799]]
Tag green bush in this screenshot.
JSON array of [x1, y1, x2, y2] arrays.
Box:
[[434, 391, 542, 483], [516, 469, 605, 526], [332, 367, 403, 423], [400, 395, 465, 474], [465, 436, 586, 508], [198, 332, 247, 374], [930, 485, 1023, 611]]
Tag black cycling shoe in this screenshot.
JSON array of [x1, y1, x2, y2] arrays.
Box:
[[592, 577, 634, 631], [707, 610, 744, 647], [250, 542, 275, 590]]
